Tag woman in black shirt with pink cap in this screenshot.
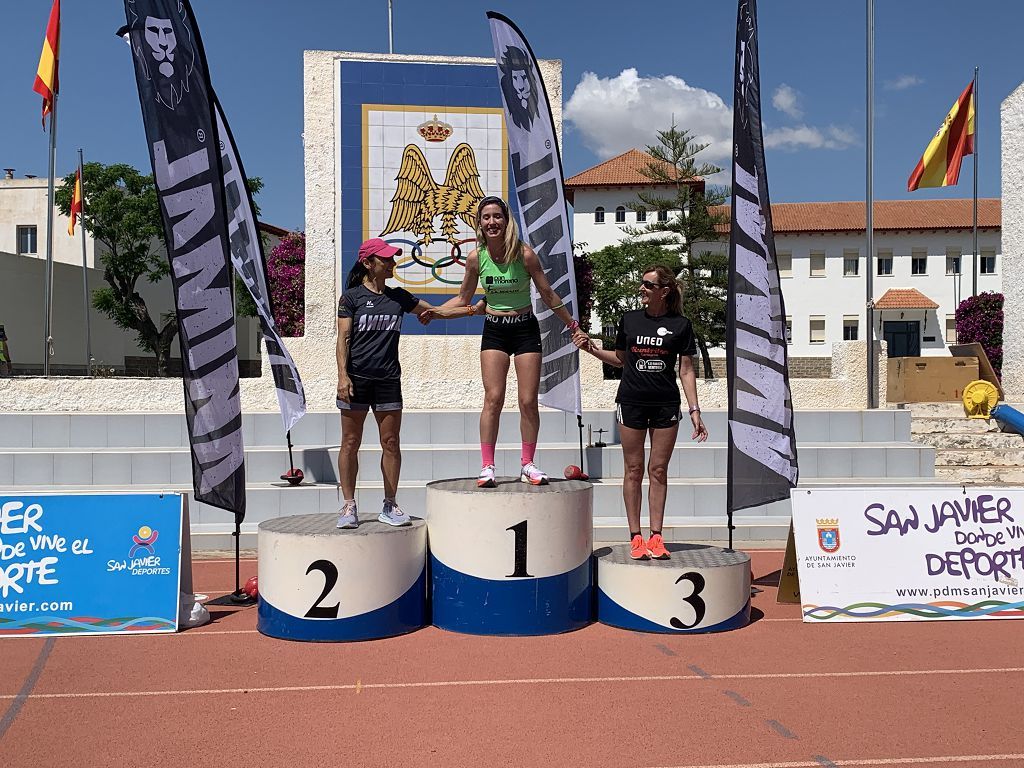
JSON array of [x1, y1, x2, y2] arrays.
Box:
[[335, 238, 435, 529], [574, 265, 708, 561]]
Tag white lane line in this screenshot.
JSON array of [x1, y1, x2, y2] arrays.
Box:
[[5, 667, 1024, 700], [650, 755, 1024, 768]]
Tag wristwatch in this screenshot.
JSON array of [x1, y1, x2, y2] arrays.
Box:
[[688, 406, 701, 415]]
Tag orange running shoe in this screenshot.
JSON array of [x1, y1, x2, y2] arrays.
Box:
[[647, 533, 670, 560], [629, 534, 649, 560]]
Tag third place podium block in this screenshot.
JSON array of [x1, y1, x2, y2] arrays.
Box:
[[595, 543, 751, 633], [427, 478, 593, 636], [257, 513, 427, 642]]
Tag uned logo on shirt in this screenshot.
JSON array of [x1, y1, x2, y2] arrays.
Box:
[[636, 335, 664, 346]]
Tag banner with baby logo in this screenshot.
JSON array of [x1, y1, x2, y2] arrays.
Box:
[[0, 493, 183, 637]]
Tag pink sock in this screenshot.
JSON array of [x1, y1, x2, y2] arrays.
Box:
[[481, 442, 496, 468], [521, 442, 537, 466]]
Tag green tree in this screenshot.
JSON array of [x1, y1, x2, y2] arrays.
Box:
[[56, 162, 177, 376], [57, 162, 263, 377], [629, 125, 730, 378]]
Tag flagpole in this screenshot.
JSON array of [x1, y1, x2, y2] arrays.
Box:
[[388, 0, 394, 53], [972, 66, 979, 298], [865, 0, 876, 409], [42, 94, 58, 377], [78, 149, 93, 376]]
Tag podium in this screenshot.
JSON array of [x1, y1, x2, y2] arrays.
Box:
[[595, 543, 750, 633], [257, 514, 427, 642], [427, 478, 593, 635]]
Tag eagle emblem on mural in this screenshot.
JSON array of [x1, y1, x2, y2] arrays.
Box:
[[381, 142, 485, 246]]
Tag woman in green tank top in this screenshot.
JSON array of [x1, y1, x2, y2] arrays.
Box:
[[422, 196, 589, 487]]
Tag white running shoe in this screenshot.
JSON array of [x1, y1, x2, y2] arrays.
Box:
[[520, 462, 549, 486], [477, 464, 497, 488], [336, 500, 358, 529], [378, 500, 412, 527]]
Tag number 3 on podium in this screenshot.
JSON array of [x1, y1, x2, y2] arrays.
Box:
[[669, 572, 706, 629]]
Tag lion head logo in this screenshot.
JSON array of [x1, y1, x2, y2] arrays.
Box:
[[498, 46, 539, 131], [127, 0, 196, 111]]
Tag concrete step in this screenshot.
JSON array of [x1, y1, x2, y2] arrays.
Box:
[[0, 476, 952, 550], [0, 409, 912, 449], [935, 467, 1024, 485], [935, 449, 1024, 468], [910, 417, 1000, 435], [912, 432, 1024, 449], [0, 441, 936, 487]]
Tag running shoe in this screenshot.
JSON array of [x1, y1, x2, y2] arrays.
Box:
[[519, 461, 549, 486], [336, 500, 358, 529], [647, 533, 670, 560], [378, 499, 412, 527], [477, 464, 497, 488], [629, 534, 650, 560]]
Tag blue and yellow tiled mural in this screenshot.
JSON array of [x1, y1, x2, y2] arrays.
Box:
[[339, 60, 517, 335]]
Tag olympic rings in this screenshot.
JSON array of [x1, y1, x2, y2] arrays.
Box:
[[379, 236, 470, 287]]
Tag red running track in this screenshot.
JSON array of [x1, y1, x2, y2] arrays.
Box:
[[2, 551, 1022, 768]]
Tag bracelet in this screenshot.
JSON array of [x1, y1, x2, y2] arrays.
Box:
[[688, 406, 701, 414], [566, 319, 580, 332], [551, 302, 566, 311]]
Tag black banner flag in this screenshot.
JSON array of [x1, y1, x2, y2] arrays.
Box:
[[214, 95, 306, 435], [122, 0, 245, 521], [727, 0, 798, 524]]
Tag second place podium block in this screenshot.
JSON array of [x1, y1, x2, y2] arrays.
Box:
[[257, 513, 427, 642], [427, 478, 593, 636]]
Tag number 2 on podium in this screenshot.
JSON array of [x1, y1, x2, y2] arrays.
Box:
[[506, 520, 533, 578], [305, 559, 341, 618]]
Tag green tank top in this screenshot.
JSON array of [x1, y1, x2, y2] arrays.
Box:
[[477, 245, 532, 311]]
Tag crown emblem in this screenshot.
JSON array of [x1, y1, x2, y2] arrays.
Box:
[[816, 518, 839, 527], [417, 115, 454, 143]]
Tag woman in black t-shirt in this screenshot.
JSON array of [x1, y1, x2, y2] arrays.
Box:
[[335, 238, 435, 530], [575, 265, 708, 561]]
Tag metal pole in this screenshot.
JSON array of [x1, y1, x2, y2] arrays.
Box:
[[865, 0, 876, 408], [972, 66, 979, 298], [388, 0, 394, 54], [43, 94, 58, 376], [78, 149, 93, 376]]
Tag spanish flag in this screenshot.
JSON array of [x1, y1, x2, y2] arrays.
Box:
[[32, 0, 60, 127], [68, 168, 82, 236], [907, 80, 975, 191]]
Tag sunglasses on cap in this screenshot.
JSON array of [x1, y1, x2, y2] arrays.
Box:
[[640, 279, 666, 290]]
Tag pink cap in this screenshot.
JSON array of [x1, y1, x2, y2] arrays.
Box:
[[357, 238, 401, 263]]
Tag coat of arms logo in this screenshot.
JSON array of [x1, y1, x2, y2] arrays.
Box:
[[816, 518, 841, 553], [381, 142, 485, 247]]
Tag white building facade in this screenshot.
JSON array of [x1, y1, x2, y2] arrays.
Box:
[[567, 150, 1001, 369]]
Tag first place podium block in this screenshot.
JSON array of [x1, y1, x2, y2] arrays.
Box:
[[257, 514, 427, 642], [427, 478, 593, 636], [596, 543, 751, 633]]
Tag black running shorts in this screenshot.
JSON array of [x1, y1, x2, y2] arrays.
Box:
[[616, 402, 683, 431], [337, 374, 403, 412], [480, 312, 542, 356]]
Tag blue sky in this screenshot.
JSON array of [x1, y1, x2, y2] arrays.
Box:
[[1, 1, 1017, 230]]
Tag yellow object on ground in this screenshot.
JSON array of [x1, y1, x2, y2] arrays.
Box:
[[962, 379, 999, 419]]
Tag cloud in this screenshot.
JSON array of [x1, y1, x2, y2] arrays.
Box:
[[884, 74, 923, 91], [764, 125, 858, 151], [564, 68, 733, 165], [564, 69, 858, 167], [771, 84, 803, 119]]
